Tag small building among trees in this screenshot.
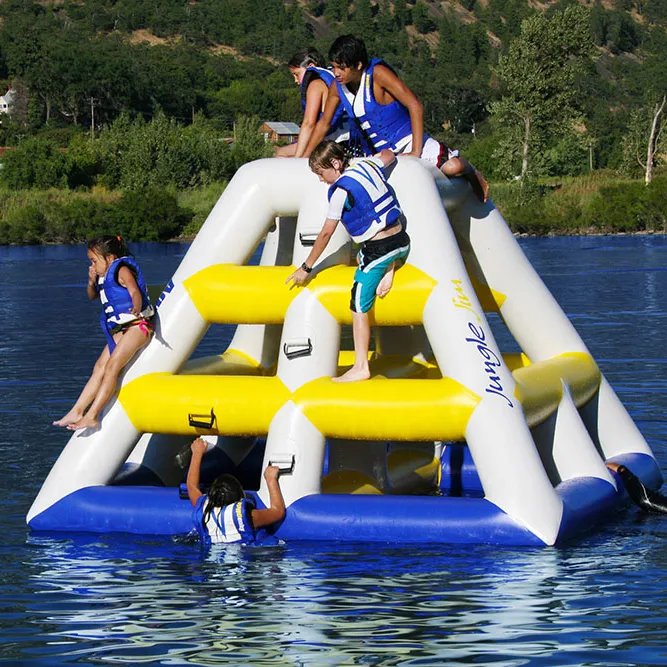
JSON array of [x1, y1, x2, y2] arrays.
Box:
[[260, 121, 300, 144], [0, 88, 16, 116]]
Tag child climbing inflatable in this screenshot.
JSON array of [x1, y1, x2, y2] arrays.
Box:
[[29, 148, 664, 546], [286, 141, 410, 382]]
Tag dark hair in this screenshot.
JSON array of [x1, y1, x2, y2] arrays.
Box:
[[329, 35, 368, 69], [309, 140, 350, 173], [202, 473, 245, 530], [288, 47, 325, 69], [87, 235, 131, 259]]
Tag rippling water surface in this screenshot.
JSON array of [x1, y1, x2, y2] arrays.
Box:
[[1, 237, 667, 666]]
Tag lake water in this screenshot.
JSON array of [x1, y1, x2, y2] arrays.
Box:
[[1, 236, 667, 666]]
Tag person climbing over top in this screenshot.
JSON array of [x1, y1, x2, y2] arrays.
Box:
[[275, 47, 350, 158], [299, 34, 490, 203]]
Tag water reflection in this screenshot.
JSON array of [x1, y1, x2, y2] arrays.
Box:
[[2, 238, 667, 666], [15, 532, 667, 665]]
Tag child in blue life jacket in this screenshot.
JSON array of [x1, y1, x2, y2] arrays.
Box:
[[53, 235, 154, 431], [286, 140, 410, 382], [276, 47, 349, 158], [301, 35, 489, 203], [187, 438, 286, 545]]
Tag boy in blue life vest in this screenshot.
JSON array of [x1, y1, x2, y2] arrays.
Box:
[[187, 438, 286, 545], [286, 140, 410, 383], [301, 34, 489, 203]]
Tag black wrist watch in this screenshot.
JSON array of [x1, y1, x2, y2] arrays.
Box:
[[301, 262, 313, 273]]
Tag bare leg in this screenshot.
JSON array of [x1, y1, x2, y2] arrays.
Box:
[[376, 262, 396, 299], [442, 157, 489, 203], [334, 311, 371, 382], [53, 346, 111, 426], [68, 327, 151, 430]]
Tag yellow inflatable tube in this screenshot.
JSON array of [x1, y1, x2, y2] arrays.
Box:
[[514, 352, 600, 428], [184, 264, 437, 326], [119, 352, 599, 441], [119, 374, 481, 441]]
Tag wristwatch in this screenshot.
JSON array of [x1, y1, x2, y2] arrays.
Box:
[[301, 262, 313, 273]]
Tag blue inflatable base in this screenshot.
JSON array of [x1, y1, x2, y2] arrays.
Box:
[[28, 453, 662, 546]]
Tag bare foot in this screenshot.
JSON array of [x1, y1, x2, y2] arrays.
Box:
[[333, 366, 371, 383], [376, 266, 395, 299], [53, 409, 84, 427], [66, 414, 100, 431], [470, 169, 490, 203]]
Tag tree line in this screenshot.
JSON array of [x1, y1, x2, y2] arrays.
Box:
[[0, 0, 666, 243]]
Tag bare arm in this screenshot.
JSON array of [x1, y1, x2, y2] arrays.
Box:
[[87, 265, 99, 300], [285, 217, 340, 286], [186, 438, 207, 506], [375, 149, 397, 169], [117, 265, 143, 316], [303, 82, 341, 158], [294, 79, 328, 158], [373, 65, 424, 158], [251, 465, 286, 528]]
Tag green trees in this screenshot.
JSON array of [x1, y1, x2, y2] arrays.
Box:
[[489, 5, 593, 180], [0, 0, 666, 241], [0, 137, 71, 189]]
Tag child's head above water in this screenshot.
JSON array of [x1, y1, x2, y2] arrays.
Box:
[[207, 473, 245, 508], [309, 140, 350, 184]]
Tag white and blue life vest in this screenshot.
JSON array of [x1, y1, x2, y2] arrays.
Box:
[[300, 65, 347, 134], [328, 158, 402, 243], [336, 58, 430, 154], [98, 256, 153, 352], [193, 496, 257, 545]]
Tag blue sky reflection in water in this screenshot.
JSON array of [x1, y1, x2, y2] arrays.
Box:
[[1, 237, 667, 666]]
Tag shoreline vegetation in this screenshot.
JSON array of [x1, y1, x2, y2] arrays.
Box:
[[0, 1, 665, 245], [1, 168, 666, 245]]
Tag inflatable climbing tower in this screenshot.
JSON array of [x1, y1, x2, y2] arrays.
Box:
[[27, 157, 663, 545]]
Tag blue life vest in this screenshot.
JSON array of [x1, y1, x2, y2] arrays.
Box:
[[193, 496, 257, 545], [300, 66, 347, 133], [328, 158, 402, 243], [98, 256, 154, 352], [336, 58, 430, 154]]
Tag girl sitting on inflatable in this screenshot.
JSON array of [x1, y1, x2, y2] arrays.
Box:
[[53, 235, 154, 431]]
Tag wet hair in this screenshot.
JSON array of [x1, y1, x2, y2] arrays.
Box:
[[309, 140, 350, 174], [87, 234, 131, 259], [288, 47, 325, 70], [329, 35, 369, 69], [202, 473, 246, 529]]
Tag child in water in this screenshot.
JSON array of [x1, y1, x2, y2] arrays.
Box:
[[286, 140, 410, 382], [276, 47, 349, 158], [53, 235, 154, 431], [187, 438, 286, 544]]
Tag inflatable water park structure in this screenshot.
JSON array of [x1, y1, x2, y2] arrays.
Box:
[[27, 157, 663, 546]]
